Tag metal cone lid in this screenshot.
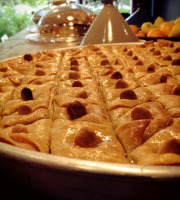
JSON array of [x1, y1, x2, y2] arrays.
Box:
[[81, 3, 138, 45]]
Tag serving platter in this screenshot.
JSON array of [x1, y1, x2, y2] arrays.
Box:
[[0, 143, 180, 200], [0, 41, 180, 199]]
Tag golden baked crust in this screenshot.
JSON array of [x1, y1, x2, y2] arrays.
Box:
[[0, 40, 180, 165], [129, 118, 180, 165], [51, 119, 129, 163], [0, 119, 52, 153]]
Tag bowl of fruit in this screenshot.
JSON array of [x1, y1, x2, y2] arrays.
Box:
[[129, 16, 180, 41]]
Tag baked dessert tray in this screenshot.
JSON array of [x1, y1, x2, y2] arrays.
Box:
[[0, 40, 180, 199]]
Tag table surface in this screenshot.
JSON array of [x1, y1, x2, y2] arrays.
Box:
[[0, 29, 79, 61]]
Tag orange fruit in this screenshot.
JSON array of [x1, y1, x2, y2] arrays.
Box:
[[129, 25, 139, 34], [136, 30, 145, 37], [175, 17, 180, 24], [147, 28, 166, 37], [160, 22, 174, 37]]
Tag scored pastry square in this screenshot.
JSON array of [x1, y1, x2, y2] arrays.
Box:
[[130, 118, 180, 165], [0, 84, 55, 127], [115, 102, 172, 156], [51, 119, 129, 164], [53, 97, 111, 125], [0, 119, 52, 153]]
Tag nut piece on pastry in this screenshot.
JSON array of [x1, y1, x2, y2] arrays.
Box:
[[76, 91, 88, 99], [72, 80, 83, 87], [23, 54, 33, 62], [136, 60, 144, 66], [66, 101, 87, 120], [163, 55, 172, 61], [172, 58, 180, 66], [21, 87, 33, 101], [100, 59, 110, 66], [12, 124, 28, 133], [74, 127, 101, 148], [131, 107, 153, 120], [147, 64, 155, 73], [69, 71, 81, 80], [70, 58, 79, 66], [35, 69, 46, 76], [159, 75, 167, 83], [70, 65, 79, 71], [110, 71, 122, 79], [120, 89, 137, 100], [153, 50, 161, 56], [115, 80, 128, 89], [18, 105, 32, 115], [173, 86, 180, 96]]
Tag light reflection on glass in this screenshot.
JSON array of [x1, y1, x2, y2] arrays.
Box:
[[67, 16, 74, 21]]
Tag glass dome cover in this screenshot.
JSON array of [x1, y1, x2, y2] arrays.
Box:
[[27, 5, 52, 33], [26, 3, 96, 43]]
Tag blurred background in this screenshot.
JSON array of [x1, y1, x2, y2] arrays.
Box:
[[0, 0, 179, 42]]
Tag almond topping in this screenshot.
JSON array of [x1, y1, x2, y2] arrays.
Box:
[[149, 48, 155, 52], [35, 69, 46, 76], [147, 64, 155, 73], [123, 47, 127, 52], [72, 80, 83, 87], [70, 59, 79, 66], [115, 59, 119, 65], [159, 75, 167, 83], [127, 50, 133, 56], [66, 101, 87, 120], [153, 50, 161, 56], [0, 67, 8, 72], [173, 86, 180, 96], [131, 107, 153, 120], [115, 80, 128, 89], [172, 59, 180, 66], [35, 63, 43, 68], [110, 71, 122, 79], [169, 43, 174, 47], [76, 91, 88, 99], [120, 90, 137, 100], [100, 59, 110, 66], [140, 44, 146, 48], [69, 72, 81, 80], [174, 47, 180, 53], [70, 65, 79, 71], [74, 127, 101, 148], [21, 87, 33, 101], [133, 56, 138, 60], [136, 60, 144, 65], [24, 54, 33, 61], [12, 124, 28, 133], [163, 55, 172, 61], [18, 105, 32, 115], [33, 80, 42, 85], [91, 47, 99, 52]]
